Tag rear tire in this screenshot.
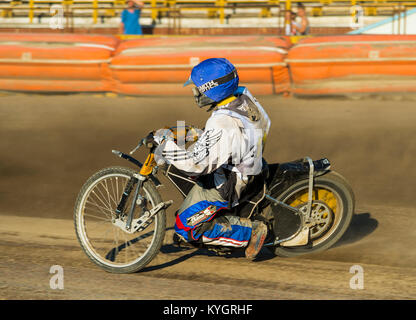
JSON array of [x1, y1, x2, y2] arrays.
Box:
[[273, 171, 354, 257]]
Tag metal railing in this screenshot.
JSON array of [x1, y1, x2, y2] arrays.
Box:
[[0, 0, 415, 28]]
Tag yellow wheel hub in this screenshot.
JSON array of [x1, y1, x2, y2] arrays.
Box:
[[288, 188, 337, 214]]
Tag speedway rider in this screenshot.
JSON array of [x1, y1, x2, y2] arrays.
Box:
[[153, 58, 271, 260]]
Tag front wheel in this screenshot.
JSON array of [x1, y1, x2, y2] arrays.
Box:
[[74, 166, 166, 273], [273, 171, 355, 257]]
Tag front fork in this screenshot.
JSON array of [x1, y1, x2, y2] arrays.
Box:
[[115, 152, 156, 231], [115, 176, 137, 219], [125, 175, 146, 231], [114, 174, 144, 230]]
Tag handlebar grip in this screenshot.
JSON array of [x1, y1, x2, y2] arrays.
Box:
[[129, 138, 144, 155]]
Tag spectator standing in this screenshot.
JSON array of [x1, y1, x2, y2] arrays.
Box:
[[119, 0, 144, 35], [284, 10, 297, 36], [292, 3, 310, 35]]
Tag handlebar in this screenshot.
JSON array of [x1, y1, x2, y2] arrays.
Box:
[[129, 138, 144, 155], [129, 125, 200, 155]]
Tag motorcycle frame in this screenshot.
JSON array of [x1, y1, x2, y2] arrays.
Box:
[[112, 148, 317, 247]]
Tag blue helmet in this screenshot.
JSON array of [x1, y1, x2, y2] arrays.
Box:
[[184, 58, 239, 106]]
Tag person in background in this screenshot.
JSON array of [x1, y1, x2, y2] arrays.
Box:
[[119, 0, 144, 35], [284, 10, 297, 36], [292, 2, 310, 35], [284, 10, 289, 35]]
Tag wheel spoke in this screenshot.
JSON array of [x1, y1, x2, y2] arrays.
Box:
[[109, 177, 119, 206], [115, 177, 120, 204], [93, 185, 113, 211], [84, 212, 111, 221], [102, 179, 119, 209], [86, 199, 112, 218], [84, 206, 113, 218], [101, 179, 112, 209]]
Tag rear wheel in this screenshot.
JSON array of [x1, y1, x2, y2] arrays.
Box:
[[273, 171, 354, 257], [74, 166, 166, 273]]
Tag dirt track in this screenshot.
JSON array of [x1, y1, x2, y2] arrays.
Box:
[[0, 93, 415, 299]]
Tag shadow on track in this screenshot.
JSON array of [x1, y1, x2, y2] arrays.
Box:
[[243, 212, 379, 262], [140, 212, 378, 271], [334, 212, 378, 248], [140, 246, 200, 273], [141, 244, 248, 273]]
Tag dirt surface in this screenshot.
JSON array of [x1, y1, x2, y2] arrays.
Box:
[[0, 93, 415, 300]]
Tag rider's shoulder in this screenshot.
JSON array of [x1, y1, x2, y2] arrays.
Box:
[[206, 111, 239, 129]]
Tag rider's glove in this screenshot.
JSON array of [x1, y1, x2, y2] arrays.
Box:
[[152, 128, 174, 146], [152, 129, 173, 166]]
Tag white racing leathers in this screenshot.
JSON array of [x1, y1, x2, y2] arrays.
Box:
[[155, 88, 271, 247]]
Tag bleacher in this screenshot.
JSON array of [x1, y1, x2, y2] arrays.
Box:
[[0, 1, 415, 34]]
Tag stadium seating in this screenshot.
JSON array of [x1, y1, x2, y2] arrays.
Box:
[[0, 0, 415, 29]]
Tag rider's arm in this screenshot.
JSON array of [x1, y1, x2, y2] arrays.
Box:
[[154, 114, 238, 177]]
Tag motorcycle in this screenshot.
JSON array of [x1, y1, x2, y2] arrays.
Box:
[[74, 128, 355, 274]]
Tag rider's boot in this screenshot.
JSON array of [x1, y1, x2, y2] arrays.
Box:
[[245, 220, 268, 260]]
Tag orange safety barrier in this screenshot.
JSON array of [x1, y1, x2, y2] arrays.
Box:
[[110, 36, 291, 96], [286, 35, 416, 96], [0, 33, 119, 92]]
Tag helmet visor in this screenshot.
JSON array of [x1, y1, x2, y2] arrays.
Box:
[[183, 77, 193, 87]]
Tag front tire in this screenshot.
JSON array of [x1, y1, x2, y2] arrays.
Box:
[[273, 171, 355, 257], [74, 166, 166, 273]]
